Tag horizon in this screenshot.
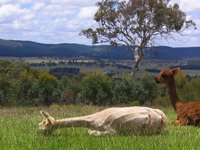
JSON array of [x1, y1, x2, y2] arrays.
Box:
[[0, 0, 199, 47], [1, 38, 200, 48]]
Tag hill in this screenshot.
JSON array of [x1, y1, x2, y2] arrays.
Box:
[[0, 39, 200, 59]]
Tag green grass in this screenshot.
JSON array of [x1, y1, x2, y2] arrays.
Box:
[[0, 105, 199, 150]]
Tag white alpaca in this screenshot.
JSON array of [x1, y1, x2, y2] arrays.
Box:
[[38, 106, 167, 136]]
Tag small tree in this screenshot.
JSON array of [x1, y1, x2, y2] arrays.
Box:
[[141, 74, 158, 104], [38, 73, 59, 105], [60, 76, 81, 104], [78, 73, 113, 105], [81, 0, 195, 72]]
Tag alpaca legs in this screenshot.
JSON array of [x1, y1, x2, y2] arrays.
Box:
[[88, 129, 116, 136]]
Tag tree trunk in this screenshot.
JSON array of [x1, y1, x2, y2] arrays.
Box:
[[132, 47, 144, 74], [131, 35, 148, 75], [44, 92, 51, 106]]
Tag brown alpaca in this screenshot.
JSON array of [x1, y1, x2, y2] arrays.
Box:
[[155, 68, 200, 126]]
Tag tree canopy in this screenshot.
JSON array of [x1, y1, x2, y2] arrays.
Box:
[[81, 0, 195, 71]]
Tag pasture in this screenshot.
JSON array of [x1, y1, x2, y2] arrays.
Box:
[[0, 105, 199, 150]]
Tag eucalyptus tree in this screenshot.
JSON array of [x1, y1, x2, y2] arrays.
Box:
[[81, 0, 195, 72]]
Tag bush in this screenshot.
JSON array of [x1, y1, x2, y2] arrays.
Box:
[[112, 78, 134, 104], [2, 60, 200, 107], [131, 81, 147, 105], [112, 75, 141, 104], [0, 91, 5, 106], [0, 60, 62, 106], [60, 76, 81, 104], [78, 73, 113, 105], [38, 73, 60, 105], [178, 77, 200, 102], [141, 75, 159, 104]]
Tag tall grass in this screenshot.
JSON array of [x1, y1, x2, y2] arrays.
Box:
[[0, 105, 199, 150]]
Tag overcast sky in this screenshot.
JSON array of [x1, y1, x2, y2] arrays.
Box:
[[0, 0, 199, 47]]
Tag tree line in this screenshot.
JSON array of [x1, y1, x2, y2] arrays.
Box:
[[0, 60, 200, 107]]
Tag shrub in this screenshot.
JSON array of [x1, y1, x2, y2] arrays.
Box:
[[0, 91, 5, 106], [141, 74, 159, 104], [179, 77, 200, 102], [78, 73, 113, 105], [112, 78, 134, 104], [131, 81, 147, 105], [38, 73, 60, 105], [60, 76, 81, 104]]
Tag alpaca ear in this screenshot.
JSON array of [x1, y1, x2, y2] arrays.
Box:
[[40, 110, 55, 124], [172, 68, 180, 75], [40, 110, 50, 118], [46, 117, 55, 124]]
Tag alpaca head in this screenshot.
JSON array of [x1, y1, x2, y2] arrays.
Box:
[[38, 110, 56, 134], [155, 68, 180, 84]]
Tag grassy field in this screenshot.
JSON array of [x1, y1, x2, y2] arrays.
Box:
[[0, 105, 199, 150]]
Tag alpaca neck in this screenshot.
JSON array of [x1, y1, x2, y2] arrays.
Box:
[[54, 116, 93, 129], [167, 78, 179, 111]]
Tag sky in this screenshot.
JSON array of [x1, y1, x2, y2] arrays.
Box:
[[0, 0, 199, 47]]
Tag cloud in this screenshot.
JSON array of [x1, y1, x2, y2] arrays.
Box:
[[171, 0, 200, 13], [77, 6, 98, 19], [51, 0, 98, 7], [0, 0, 199, 47], [32, 2, 45, 10], [0, 4, 21, 18], [0, 1, 100, 44], [0, 0, 12, 5], [158, 20, 200, 47]]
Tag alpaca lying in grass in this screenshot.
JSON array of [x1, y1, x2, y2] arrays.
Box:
[[38, 106, 167, 136], [155, 68, 200, 126]]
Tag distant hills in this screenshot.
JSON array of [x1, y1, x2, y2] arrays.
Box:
[[0, 39, 200, 60]]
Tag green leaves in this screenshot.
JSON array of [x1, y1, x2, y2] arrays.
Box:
[[78, 72, 113, 105], [81, 0, 195, 71], [0, 60, 61, 106]]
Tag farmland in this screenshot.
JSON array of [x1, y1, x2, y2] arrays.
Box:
[[0, 105, 199, 150], [2, 56, 200, 77]]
